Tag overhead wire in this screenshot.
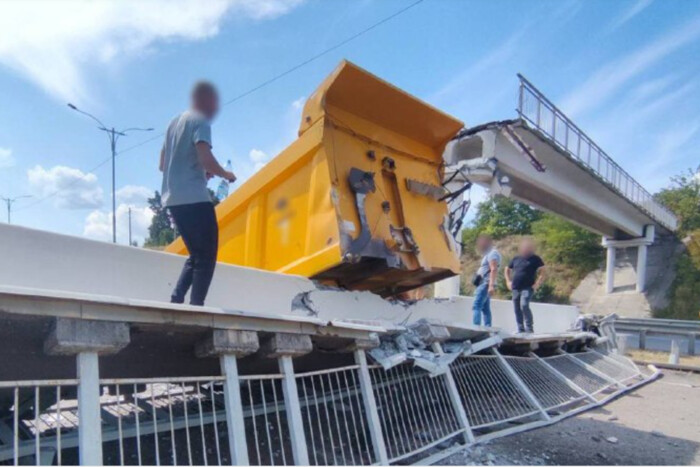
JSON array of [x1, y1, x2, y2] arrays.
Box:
[[16, 0, 426, 212]]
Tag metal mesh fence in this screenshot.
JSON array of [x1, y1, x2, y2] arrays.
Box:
[[0, 380, 79, 465], [296, 366, 374, 466], [450, 356, 539, 428], [543, 355, 613, 396], [571, 352, 640, 383], [504, 356, 586, 410], [369, 364, 463, 463], [240, 375, 292, 466], [99, 378, 230, 466]]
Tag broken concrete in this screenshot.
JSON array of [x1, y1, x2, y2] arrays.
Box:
[[44, 318, 130, 356]]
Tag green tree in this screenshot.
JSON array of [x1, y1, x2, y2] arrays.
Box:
[[654, 166, 700, 236], [144, 191, 174, 247], [531, 213, 602, 272], [144, 189, 220, 248], [654, 167, 700, 320], [471, 197, 543, 238]]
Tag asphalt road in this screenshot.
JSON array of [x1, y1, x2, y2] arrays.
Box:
[[442, 370, 700, 465]]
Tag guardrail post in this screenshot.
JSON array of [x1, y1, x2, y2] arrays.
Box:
[[354, 348, 389, 465], [688, 334, 696, 356], [196, 329, 260, 465], [264, 333, 312, 466], [44, 318, 130, 465], [492, 349, 550, 421], [639, 330, 647, 350]]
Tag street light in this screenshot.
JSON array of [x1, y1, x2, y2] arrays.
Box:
[[0, 195, 32, 224], [68, 104, 153, 243]]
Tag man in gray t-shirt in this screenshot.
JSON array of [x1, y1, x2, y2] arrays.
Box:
[[160, 81, 236, 306], [472, 234, 501, 327]]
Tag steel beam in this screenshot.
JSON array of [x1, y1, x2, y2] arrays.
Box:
[[431, 342, 474, 443], [220, 355, 249, 465], [354, 350, 389, 465], [278, 356, 310, 465], [77, 352, 102, 465]]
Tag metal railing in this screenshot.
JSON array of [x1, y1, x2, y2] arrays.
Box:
[[517, 74, 678, 232], [615, 317, 700, 355], [0, 348, 658, 466]]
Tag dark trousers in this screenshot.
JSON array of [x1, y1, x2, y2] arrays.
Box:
[[169, 202, 218, 306], [512, 288, 534, 332]]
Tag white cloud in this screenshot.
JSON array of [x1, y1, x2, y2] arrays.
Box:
[[116, 185, 152, 205], [84, 184, 155, 244], [0, 147, 14, 169], [0, 0, 305, 104], [84, 204, 154, 245], [27, 165, 103, 209], [249, 148, 269, 171], [560, 13, 700, 117], [606, 0, 653, 32]]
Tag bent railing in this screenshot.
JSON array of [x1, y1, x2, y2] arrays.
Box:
[[516, 74, 678, 232], [0, 347, 658, 466]]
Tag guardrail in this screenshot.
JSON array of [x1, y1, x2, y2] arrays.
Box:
[[516, 74, 678, 232], [615, 317, 700, 355], [0, 347, 658, 466]]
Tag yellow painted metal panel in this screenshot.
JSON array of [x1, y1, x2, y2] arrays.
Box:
[[166, 61, 464, 296]]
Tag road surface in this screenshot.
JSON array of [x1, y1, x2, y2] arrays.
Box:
[[442, 370, 700, 465]]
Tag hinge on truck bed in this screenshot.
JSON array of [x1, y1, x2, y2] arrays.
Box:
[[345, 168, 399, 267]]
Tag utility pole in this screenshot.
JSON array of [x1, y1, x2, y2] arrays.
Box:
[[128, 207, 132, 246], [1, 195, 32, 224], [68, 104, 153, 243]]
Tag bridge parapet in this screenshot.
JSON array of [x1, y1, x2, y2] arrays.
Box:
[[517, 74, 678, 232]]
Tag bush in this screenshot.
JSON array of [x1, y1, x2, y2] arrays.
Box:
[[533, 282, 555, 302]]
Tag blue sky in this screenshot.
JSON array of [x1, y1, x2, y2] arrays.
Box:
[[1, 0, 699, 244]]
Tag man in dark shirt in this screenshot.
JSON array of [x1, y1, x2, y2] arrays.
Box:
[[505, 239, 546, 333]]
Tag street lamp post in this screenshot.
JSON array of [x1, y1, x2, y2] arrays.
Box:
[[68, 104, 153, 243], [0, 195, 32, 224]]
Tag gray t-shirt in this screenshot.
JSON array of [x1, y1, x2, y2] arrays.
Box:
[[161, 110, 213, 207], [477, 248, 502, 278]]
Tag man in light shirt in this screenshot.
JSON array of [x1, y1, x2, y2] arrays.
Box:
[[472, 234, 501, 327], [160, 81, 236, 306]]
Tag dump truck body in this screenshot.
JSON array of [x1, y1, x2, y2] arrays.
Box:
[[167, 61, 464, 296]]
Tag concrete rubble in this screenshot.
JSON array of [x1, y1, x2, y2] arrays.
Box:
[[367, 319, 498, 375]]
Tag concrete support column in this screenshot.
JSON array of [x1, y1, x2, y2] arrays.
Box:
[[196, 329, 260, 465], [636, 243, 648, 292], [264, 333, 312, 466], [44, 318, 130, 465], [605, 243, 616, 294]]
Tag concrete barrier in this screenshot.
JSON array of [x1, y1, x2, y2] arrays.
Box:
[[0, 223, 579, 332]]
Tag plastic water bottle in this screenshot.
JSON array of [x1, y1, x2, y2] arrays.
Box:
[[216, 160, 232, 201]]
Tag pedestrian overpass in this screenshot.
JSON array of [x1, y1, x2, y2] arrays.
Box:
[[442, 75, 678, 295]]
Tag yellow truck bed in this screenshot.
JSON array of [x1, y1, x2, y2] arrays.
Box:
[[167, 61, 464, 296]]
